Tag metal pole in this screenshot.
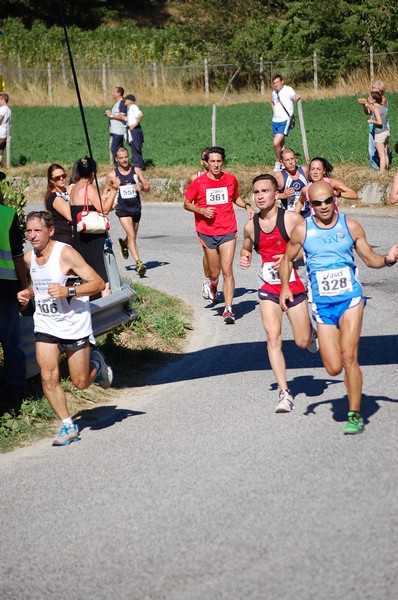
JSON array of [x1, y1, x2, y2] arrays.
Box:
[[313, 51, 318, 91], [102, 64, 107, 102], [5, 122, 10, 169], [153, 62, 158, 90], [297, 99, 309, 163], [260, 56, 265, 96], [204, 58, 209, 98], [47, 63, 53, 104], [370, 46, 374, 82], [212, 104, 216, 146]]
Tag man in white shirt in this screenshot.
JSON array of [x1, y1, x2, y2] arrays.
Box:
[[0, 93, 11, 168], [271, 75, 300, 172], [124, 94, 145, 169], [104, 86, 127, 165]]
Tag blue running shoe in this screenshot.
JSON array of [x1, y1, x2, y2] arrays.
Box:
[[52, 423, 79, 446]]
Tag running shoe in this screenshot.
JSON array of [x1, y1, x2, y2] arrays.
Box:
[[209, 284, 218, 303], [343, 411, 364, 435], [136, 260, 147, 277], [52, 423, 79, 446], [118, 237, 129, 260], [90, 349, 114, 389], [201, 280, 211, 300], [275, 389, 294, 413], [307, 325, 318, 353], [222, 309, 235, 324]]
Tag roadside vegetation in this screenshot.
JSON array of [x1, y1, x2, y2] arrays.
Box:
[[0, 282, 193, 452]]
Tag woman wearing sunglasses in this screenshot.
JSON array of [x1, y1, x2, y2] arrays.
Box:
[[44, 163, 72, 244]]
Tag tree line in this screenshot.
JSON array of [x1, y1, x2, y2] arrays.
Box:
[[0, 1, 398, 84]]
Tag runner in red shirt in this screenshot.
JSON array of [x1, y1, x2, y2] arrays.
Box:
[[184, 146, 255, 324]]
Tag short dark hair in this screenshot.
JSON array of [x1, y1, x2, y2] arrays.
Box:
[[26, 210, 54, 229], [205, 146, 225, 161], [272, 74, 283, 82], [115, 86, 124, 96], [252, 174, 278, 191]]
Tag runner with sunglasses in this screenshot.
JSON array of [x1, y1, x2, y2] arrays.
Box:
[[44, 163, 72, 244], [279, 181, 398, 435]]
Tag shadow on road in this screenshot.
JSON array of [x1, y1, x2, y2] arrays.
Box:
[[74, 405, 145, 433], [303, 393, 398, 425]]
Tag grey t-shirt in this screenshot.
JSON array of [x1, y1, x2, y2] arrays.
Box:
[[109, 100, 127, 135]]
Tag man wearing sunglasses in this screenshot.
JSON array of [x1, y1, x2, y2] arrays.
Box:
[[279, 181, 398, 435]]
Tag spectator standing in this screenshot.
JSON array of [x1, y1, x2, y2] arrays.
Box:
[[271, 75, 300, 172], [0, 92, 11, 168], [104, 86, 127, 165], [0, 202, 27, 411], [358, 80, 390, 171], [366, 91, 390, 173], [44, 163, 72, 244], [124, 94, 145, 169]]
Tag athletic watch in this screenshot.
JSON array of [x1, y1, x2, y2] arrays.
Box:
[[384, 256, 397, 267], [67, 286, 77, 297]]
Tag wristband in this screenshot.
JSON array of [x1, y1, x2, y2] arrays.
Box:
[[384, 256, 397, 267], [68, 287, 77, 297]]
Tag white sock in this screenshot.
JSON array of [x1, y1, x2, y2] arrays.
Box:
[[62, 417, 73, 427]]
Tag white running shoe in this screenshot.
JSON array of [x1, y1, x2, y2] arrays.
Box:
[[201, 280, 211, 300], [275, 389, 294, 413], [90, 349, 113, 389], [307, 325, 318, 353]]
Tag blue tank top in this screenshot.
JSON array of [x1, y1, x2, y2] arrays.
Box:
[[304, 214, 362, 304], [115, 167, 141, 215]]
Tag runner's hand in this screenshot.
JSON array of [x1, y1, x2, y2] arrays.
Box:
[[240, 253, 251, 269], [280, 286, 293, 312]]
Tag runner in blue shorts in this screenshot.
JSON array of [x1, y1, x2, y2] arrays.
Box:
[[279, 181, 398, 435]]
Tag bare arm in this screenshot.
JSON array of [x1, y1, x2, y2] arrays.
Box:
[[240, 220, 254, 269], [88, 183, 118, 215], [233, 195, 255, 219], [48, 245, 105, 299], [348, 218, 398, 268], [368, 105, 382, 126], [52, 195, 72, 222], [279, 221, 306, 310], [183, 196, 215, 219], [389, 173, 398, 205], [134, 167, 150, 192], [358, 98, 371, 115], [329, 178, 358, 200], [295, 187, 307, 213]]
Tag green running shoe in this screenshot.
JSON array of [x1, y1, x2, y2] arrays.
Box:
[[343, 411, 364, 435], [118, 237, 129, 260]]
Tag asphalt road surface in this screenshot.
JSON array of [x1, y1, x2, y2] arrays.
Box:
[[1, 203, 398, 600]]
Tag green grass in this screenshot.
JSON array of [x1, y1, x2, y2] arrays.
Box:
[[0, 282, 192, 453], [10, 95, 398, 169]]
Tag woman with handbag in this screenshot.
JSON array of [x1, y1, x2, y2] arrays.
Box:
[[70, 157, 119, 296]]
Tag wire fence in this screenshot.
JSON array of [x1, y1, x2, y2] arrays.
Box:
[[1, 48, 398, 103]]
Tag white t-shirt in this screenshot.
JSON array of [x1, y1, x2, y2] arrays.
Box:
[[0, 105, 11, 138], [272, 86, 296, 122], [127, 104, 142, 128]]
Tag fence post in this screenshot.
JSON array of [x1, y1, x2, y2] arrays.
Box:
[[5, 123, 11, 169], [313, 51, 318, 90], [212, 104, 216, 146], [260, 56, 265, 96], [204, 58, 209, 98], [17, 53, 22, 83], [102, 64, 107, 101], [47, 63, 53, 104], [297, 99, 309, 164], [153, 62, 158, 90], [369, 46, 374, 82], [61, 53, 68, 85]]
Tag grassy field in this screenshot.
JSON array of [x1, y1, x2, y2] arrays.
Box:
[[9, 94, 398, 170]]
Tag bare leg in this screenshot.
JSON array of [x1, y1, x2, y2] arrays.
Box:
[[218, 238, 237, 307], [66, 344, 97, 390], [260, 300, 288, 390], [286, 300, 312, 348], [338, 302, 364, 412], [36, 342, 70, 420], [273, 133, 285, 162], [119, 216, 141, 263]]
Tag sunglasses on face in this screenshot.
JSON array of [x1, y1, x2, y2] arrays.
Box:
[[53, 174, 67, 181], [310, 196, 334, 208]]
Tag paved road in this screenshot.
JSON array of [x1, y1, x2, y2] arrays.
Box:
[[1, 204, 398, 600]]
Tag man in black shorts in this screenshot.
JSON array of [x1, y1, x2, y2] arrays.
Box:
[[18, 211, 113, 446], [105, 147, 150, 277]]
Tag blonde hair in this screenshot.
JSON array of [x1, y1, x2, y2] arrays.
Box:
[[372, 80, 385, 93]]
